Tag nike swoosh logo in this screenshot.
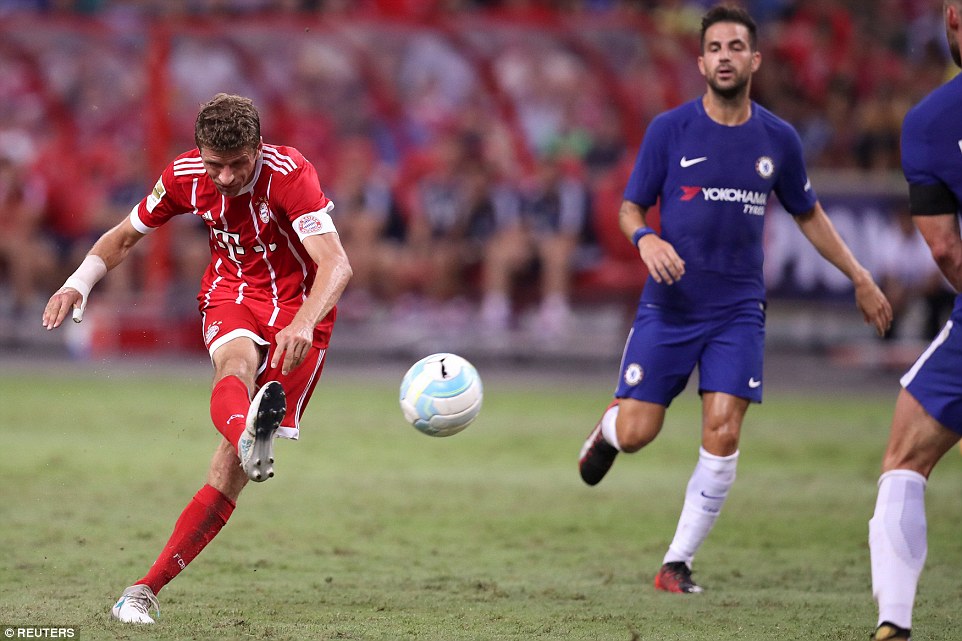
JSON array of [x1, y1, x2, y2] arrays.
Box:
[[700, 491, 725, 500], [748, 378, 762, 388], [680, 156, 708, 168]]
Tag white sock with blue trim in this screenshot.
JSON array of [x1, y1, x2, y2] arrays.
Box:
[[870, 469, 927, 631], [664, 447, 739, 566], [599, 403, 621, 451]]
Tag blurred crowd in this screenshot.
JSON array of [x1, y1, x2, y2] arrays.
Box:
[[0, 0, 954, 347]]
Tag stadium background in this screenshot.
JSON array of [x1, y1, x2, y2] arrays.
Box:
[[4, 3, 962, 639], [0, 0, 952, 369]]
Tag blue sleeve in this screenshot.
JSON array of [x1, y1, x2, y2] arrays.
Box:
[[901, 108, 937, 186], [901, 102, 962, 215], [772, 124, 817, 216], [623, 115, 670, 207]]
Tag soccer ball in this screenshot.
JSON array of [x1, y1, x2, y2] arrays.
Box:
[[399, 352, 483, 437]]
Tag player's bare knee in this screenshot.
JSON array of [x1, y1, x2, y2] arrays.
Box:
[[617, 425, 659, 453], [702, 423, 741, 456], [211, 338, 262, 386]]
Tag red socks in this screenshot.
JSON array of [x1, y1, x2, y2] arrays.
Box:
[[210, 375, 251, 448], [135, 377, 250, 594], [138, 484, 236, 595]]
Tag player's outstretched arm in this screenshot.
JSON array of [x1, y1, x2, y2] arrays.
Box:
[[271, 232, 352, 375], [42, 218, 145, 330], [618, 199, 685, 285], [794, 203, 893, 336]]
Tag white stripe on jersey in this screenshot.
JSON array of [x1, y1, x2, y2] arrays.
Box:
[[270, 210, 310, 301], [292, 348, 326, 431], [173, 158, 205, 176], [262, 157, 295, 175], [232, 261, 246, 305], [201, 259, 226, 310], [262, 173, 308, 302], [248, 191, 281, 309], [262, 146, 296, 174]]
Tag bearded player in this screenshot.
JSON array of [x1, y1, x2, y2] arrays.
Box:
[[578, 5, 891, 594]]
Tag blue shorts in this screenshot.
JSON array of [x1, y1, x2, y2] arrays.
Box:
[[901, 319, 962, 434], [614, 302, 766, 406]]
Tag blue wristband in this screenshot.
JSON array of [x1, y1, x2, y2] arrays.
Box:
[[631, 226, 656, 246]]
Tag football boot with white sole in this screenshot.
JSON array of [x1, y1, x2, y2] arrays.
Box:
[[238, 381, 286, 482], [111, 584, 160, 623]]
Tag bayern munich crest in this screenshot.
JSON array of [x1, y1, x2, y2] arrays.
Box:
[[296, 215, 323, 235], [257, 199, 271, 224]]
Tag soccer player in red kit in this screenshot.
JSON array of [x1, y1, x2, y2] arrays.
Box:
[[42, 93, 352, 623]]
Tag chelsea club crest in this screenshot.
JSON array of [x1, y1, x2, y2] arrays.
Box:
[[755, 156, 774, 179]]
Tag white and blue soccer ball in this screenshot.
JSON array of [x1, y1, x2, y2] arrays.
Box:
[[399, 352, 483, 437]]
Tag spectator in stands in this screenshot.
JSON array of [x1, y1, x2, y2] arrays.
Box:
[[326, 135, 402, 319], [479, 152, 587, 336], [2, 0, 959, 351], [583, 105, 627, 181], [397, 31, 478, 148], [771, 0, 855, 105], [388, 129, 484, 326], [0, 137, 53, 322]]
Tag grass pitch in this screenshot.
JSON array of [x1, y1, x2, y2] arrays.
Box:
[[1, 358, 961, 640]]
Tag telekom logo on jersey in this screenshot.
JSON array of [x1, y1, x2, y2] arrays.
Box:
[[211, 227, 277, 263]]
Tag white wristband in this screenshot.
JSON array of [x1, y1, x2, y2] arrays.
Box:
[[62, 255, 108, 321]]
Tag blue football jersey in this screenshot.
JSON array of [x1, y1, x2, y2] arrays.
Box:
[[901, 73, 962, 206], [624, 98, 817, 315], [900, 72, 962, 319]]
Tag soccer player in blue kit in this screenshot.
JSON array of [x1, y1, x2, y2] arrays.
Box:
[[868, 2, 962, 639], [578, 4, 893, 594]]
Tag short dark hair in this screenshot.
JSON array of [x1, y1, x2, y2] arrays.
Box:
[[194, 93, 261, 152], [700, 4, 758, 51]]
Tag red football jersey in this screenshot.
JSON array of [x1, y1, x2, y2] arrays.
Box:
[[130, 144, 338, 323]]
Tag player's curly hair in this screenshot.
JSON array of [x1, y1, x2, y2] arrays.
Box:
[[194, 93, 261, 152], [700, 4, 758, 52]]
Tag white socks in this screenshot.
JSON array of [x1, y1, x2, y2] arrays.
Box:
[[664, 447, 739, 566], [870, 469, 927, 630], [600, 403, 622, 451]]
